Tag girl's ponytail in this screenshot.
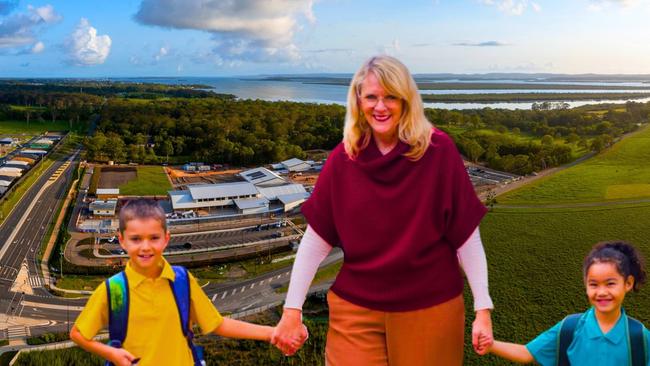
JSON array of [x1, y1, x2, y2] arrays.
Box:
[[584, 241, 647, 292]]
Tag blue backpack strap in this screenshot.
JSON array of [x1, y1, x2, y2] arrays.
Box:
[[557, 313, 582, 366], [105, 271, 129, 366], [169, 265, 204, 366], [627, 316, 647, 366]]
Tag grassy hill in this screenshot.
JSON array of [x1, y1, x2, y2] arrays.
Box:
[[499, 124, 650, 204]]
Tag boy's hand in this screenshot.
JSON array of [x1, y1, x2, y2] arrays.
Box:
[[272, 308, 309, 356], [472, 309, 493, 355], [108, 348, 138, 366]]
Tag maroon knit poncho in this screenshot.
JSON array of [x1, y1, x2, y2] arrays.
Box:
[[301, 129, 487, 312]]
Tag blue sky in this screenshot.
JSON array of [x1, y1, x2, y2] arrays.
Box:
[[1, 0, 649, 77]]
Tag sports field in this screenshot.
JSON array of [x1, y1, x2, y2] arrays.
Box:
[[499, 124, 650, 204], [117, 166, 172, 195]]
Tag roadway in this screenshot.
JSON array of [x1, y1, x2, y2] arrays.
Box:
[[0, 152, 339, 341]]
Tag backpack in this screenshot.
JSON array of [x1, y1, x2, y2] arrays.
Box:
[[105, 266, 205, 366], [557, 312, 648, 366]]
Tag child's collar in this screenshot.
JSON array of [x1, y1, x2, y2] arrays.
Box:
[[124, 259, 175, 287]]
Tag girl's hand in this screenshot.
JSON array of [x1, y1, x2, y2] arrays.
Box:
[[108, 348, 138, 366], [272, 308, 309, 356], [472, 309, 493, 355]]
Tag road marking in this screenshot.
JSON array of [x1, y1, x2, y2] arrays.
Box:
[[276, 275, 281, 279], [7, 326, 28, 339], [221, 292, 227, 299], [230, 289, 237, 296], [211, 294, 218, 302], [240, 287, 245, 293], [250, 283, 254, 289]]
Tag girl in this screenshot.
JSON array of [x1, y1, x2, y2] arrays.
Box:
[[483, 241, 649, 365]]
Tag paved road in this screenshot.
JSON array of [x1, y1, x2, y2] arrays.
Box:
[[0, 152, 337, 340]]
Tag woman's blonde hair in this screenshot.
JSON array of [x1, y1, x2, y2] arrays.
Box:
[[343, 55, 433, 161]]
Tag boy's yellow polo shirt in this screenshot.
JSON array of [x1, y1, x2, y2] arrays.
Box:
[[75, 259, 223, 366]]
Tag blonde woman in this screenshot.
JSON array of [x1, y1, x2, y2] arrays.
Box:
[[272, 55, 494, 365]]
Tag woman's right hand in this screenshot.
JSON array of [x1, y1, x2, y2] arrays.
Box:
[[272, 308, 309, 356]]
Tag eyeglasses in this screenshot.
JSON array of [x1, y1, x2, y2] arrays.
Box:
[[360, 94, 402, 107]]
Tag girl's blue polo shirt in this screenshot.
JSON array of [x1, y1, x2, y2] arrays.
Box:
[[526, 308, 650, 366]]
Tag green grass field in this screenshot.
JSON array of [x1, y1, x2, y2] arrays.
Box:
[[117, 166, 172, 196], [0, 119, 86, 134], [499, 125, 650, 204]]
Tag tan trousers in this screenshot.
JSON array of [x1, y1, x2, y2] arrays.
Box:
[[325, 291, 465, 366]]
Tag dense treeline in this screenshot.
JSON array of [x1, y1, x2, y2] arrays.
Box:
[[86, 98, 345, 165], [0, 80, 234, 99], [427, 101, 650, 174], [4, 80, 650, 174], [83, 98, 650, 173]]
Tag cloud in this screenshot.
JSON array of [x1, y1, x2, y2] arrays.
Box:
[[134, 0, 315, 63], [154, 46, 169, 61], [304, 48, 353, 54], [31, 41, 44, 53], [478, 0, 540, 15], [453, 41, 509, 46], [0, 4, 61, 48], [0, 0, 18, 15], [65, 18, 111, 65], [587, 0, 644, 10]]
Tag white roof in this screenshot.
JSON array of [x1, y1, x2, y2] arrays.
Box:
[[188, 182, 258, 200], [89, 200, 117, 210], [258, 184, 307, 200], [0, 180, 11, 187], [21, 149, 47, 155], [34, 139, 54, 145], [97, 188, 120, 195], [234, 197, 269, 210], [277, 192, 309, 205], [5, 160, 29, 166], [0, 170, 21, 177], [239, 167, 286, 186], [168, 190, 196, 209], [281, 158, 307, 168], [0, 167, 22, 172]]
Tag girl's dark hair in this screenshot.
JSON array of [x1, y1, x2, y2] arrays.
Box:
[[583, 241, 647, 292]]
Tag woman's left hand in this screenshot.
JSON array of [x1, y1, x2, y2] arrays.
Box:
[[472, 309, 493, 355]]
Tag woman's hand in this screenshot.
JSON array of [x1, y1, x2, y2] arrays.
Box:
[[271, 308, 309, 356], [472, 309, 493, 355]]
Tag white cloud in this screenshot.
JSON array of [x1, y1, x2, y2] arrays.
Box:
[[155, 46, 169, 61], [134, 0, 315, 63], [531, 2, 542, 11], [453, 40, 509, 46], [0, 4, 61, 48], [65, 18, 111, 65], [587, 0, 646, 10], [478, 0, 533, 15], [31, 41, 44, 53]]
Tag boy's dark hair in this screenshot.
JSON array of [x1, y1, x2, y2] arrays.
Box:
[[118, 199, 167, 234], [583, 241, 647, 292]]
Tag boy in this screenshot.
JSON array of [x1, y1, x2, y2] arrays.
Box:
[[71, 199, 277, 366]]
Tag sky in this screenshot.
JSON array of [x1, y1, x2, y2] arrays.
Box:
[[1, 0, 650, 77]]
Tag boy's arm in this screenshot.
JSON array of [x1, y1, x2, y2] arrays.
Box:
[[212, 317, 273, 341], [489, 341, 535, 364], [70, 325, 137, 366]]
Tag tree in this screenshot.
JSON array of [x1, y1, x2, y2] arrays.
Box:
[[541, 135, 554, 145], [461, 139, 485, 163]]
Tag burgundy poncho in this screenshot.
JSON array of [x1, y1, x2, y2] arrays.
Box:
[[301, 129, 487, 311]]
